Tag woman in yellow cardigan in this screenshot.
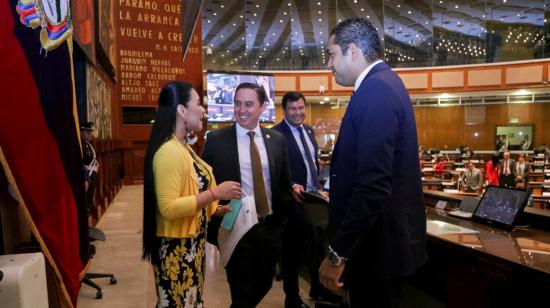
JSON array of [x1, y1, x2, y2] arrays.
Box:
[[143, 81, 241, 307]]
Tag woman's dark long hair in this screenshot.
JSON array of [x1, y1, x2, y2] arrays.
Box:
[[143, 81, 193, 262], [491, 154, 499, 168]]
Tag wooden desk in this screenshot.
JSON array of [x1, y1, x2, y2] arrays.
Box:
[[422, 179, 442, 191], [417, 191, 550, 307], [532, 194, 550, 209]]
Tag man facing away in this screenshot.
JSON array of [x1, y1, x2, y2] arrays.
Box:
[[202, 82, 292, 308], [272, 91, 333, 308], [318, 17, 427, 307]]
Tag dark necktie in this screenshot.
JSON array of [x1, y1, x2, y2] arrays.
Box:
[[505, 160, 509, 176], [247, 131, 270, 218], [298, 126, 320, 190]]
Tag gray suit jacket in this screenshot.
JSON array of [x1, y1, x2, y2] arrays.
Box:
[[461, 167, 483, 191]]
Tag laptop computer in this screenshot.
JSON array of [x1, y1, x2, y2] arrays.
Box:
[[448, 196, 480, 219]]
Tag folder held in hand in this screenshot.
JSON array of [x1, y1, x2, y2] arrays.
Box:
[[220, 199, 242, 230]]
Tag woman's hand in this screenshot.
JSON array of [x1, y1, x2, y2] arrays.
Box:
[[213, 181, 242, 200], [215, 205, 232, 216]]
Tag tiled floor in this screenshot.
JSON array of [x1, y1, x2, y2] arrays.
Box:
[[78, 185, 314, 308]]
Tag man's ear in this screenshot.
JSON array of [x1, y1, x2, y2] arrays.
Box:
[[349, 43, 365, 62]]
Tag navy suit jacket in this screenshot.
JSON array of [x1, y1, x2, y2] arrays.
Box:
[[272, 120, 319, 188], [202, 124, 292, 236], [328, 62, 427, 280]]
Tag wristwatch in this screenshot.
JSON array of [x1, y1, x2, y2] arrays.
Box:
[[327, 246, 347, 267]]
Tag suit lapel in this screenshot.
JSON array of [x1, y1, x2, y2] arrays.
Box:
[[228, 124, 241, 183], [304, 124, 319, 170], [261, 126, 276, 189], [280, 121, 302, 162]]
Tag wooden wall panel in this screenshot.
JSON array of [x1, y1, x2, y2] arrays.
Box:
[[506, 66, 543, 84], [398, 73, 428, 89], [275, 76, 296, 92], [300, 76, 329, 91], [415, 103, 550, 150], [468, 69, 501, 86], [532, 104, 550, 147], [432, 71, 464, 88]]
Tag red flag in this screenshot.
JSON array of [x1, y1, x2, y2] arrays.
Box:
[[0, 1, 88, 306]]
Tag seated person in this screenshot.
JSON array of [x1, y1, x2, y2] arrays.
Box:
[[461, 161, 483, 192], [485, 154, 499, 186], [433, 156, 445, 178], [515, 153, 531, 188]]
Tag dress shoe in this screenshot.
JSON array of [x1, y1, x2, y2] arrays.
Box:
[[285, 297, 310, 308]]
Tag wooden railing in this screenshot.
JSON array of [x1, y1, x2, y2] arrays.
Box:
[[89, 139, 127, 225]]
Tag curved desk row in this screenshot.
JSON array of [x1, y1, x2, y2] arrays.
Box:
[[418, 190, 550, 307]]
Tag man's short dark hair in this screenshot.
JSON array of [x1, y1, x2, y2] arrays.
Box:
[[281, 91, 306, 110], [235, 82, 267, 105], [330, 17, 381, 62]]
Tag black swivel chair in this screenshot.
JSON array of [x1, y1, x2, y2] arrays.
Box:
[[81, 226, 117, 299]]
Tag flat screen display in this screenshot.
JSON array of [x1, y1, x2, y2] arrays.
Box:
[[206, 71, 276, 123], [473, 186, 530, 231]]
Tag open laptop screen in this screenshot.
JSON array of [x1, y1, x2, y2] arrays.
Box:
[[473, 186, 530, 231]]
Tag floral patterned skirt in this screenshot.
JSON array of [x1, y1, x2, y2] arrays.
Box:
[[153, 217, 207, 307]]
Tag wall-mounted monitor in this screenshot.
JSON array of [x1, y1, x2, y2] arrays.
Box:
[[206, 71, 276, 123], [495, 125, 533, 151]]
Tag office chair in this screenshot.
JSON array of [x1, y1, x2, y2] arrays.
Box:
[[81, 226, 117, 299]]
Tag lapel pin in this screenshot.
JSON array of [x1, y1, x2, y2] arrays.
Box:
[[266, 134, 271, 139], [308, 130, 312, 134]]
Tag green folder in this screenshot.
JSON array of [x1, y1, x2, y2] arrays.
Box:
[[220, 199, 242, 230]]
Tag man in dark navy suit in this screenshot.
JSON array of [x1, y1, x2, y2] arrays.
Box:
[[319, 17, 427, 307], [203, 82, 292, 308], [272, 92, 330, 308]]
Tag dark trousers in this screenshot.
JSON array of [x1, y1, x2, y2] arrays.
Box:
[[282, 206, 326, 303], [499, 174, 516, 188], [347, 277, 403, 308], [343, 253, 404, 308], [85, 172, 97, 210], [226, 218, 282, 308]]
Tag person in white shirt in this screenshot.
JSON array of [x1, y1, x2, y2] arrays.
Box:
[[499, 151, 516, 188], [202, 82, 292, 308]]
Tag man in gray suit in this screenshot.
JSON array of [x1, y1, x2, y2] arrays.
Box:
[[499, 151, 516, 188], [461, 161, 483, 192]]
